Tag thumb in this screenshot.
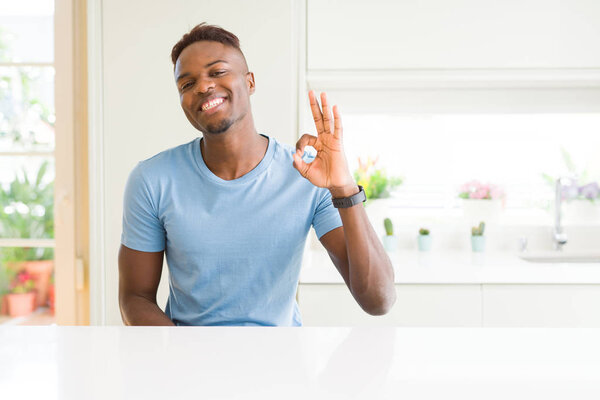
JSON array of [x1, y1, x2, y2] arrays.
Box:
[[292, 149, 309, 177]]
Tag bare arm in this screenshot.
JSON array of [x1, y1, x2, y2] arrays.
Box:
[[320, 224, 396, 316], [118, 244, 175, 326], [292, 91, 396, 315]]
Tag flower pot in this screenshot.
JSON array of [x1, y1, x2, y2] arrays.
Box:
[[1, 295, 8, 315], [6, 292, 36, 317], [471, 236, 486, 252], [382, 235, 398, 252], [417, 235, 432, 252], [462, 199, 502, 224], [22, 260, 53, 308]]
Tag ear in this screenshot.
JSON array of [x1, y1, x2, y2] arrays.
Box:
[[246, 72, 255, 95]]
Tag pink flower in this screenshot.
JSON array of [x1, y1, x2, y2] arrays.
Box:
[[459, 179, 506, 200], [469, 189, 487, 199], [18, 272, 30, 283]]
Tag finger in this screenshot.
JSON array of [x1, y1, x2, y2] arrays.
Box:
[[292, 150, 310, 177], [308, 90, 325, 135], [333, 104, 343, 139], [320, 92, 333, 134], [295, 133, 318, 153]]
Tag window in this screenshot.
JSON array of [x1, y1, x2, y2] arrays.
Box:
[[342, 113, 600, 210], [302, 87, 600, 223], [0, 0, 55, 322]]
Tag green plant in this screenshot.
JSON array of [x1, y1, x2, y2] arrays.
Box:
[[419, 228, 430, 236], [354, 156, 402, 201], [542, 147, 599, 198], [0, 161, 54, 262], [384, 218, 394, 236], [471, 221, 485, 236], [0, 262, 16, 296]]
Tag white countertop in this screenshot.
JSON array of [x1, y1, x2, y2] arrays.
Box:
[[300, 250, 600, 284], [2, 326, 600, 400]]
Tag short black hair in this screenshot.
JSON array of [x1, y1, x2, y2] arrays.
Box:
[[171, 23, 243, 65]]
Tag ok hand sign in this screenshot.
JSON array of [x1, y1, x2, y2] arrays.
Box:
[[292, 91, 355, 194]]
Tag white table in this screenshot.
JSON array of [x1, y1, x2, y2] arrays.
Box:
[[2, 326, 600, 399]]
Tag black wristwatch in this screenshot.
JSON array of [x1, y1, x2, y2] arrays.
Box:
[[332, 185, 366, 208]]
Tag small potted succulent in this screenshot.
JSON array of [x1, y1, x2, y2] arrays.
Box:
[[6, 269, 36, 317], [471, 221, 486, 252], [417, 228, 432, 252], [382, 218, 398, 252]]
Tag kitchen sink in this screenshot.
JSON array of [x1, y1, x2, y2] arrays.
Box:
[[519, 251, 600, 263]]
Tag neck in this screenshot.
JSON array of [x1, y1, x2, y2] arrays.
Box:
[[200, 116, 268, 181]]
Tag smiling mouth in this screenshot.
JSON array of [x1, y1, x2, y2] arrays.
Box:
[[201, 97, 226, 112]]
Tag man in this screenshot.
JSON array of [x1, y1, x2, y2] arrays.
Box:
[[118, 23, 396, 326]]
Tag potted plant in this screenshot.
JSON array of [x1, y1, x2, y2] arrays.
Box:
[[6, 269, 36, 317], [458, 180, 505, 224], [355, 156, 403, 227], [471, 221, 486, 252], [0, 161, 54, 308], [559, 180, 600, 224], [382, 218, 398, 252], [542, 147, 600, 224], [417, 228, 432, 252], [354, 156, 402, 205]]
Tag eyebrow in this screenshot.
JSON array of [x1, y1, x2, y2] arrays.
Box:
[[176, 59, 229, 82]]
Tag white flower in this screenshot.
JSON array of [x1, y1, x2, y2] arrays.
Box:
[[31, 205, 46, 217], [15, 202, 30, 215]]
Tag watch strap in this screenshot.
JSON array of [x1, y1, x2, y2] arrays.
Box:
[[331, 185, 366, 208]]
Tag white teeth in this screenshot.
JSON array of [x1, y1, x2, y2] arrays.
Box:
[[202, 98, 224, 111]]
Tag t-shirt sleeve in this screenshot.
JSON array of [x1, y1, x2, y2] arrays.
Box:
[[311, 187, 343, 239], [121, 163, 166, 252]]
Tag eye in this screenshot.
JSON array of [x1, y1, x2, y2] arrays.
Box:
[[211, 70, 227, 77], [180, 81, 194, 91]]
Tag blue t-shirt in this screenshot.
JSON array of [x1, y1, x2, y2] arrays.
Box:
[[121, 134, 342, 326]]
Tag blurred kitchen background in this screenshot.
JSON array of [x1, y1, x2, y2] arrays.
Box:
[[1, 0, 600, 327]]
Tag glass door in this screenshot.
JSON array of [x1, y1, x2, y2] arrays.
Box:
[[0, 0, 56, 325]]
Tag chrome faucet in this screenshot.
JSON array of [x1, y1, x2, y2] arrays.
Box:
[[553, 176, 574, 251]]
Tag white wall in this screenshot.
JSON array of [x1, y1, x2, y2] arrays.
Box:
[[95, 0, 299, 325]]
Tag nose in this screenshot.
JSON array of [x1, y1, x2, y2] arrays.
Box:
[[194, 76, 215, 94]]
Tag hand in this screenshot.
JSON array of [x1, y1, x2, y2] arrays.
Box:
[[293, 91, 357, 197]]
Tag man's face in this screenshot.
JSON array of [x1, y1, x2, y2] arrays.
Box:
[[174, 41, 255, 135]]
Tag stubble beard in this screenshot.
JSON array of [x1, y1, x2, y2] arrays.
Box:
[[204, 118, 234, 135], [202, 109, 248, 135]]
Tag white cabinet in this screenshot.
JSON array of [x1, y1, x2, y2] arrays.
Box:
[[299, 283, 600, 327], [308, 0, 600, 71], [482, 285, 600, 327], [297, 284, 482, 327]]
